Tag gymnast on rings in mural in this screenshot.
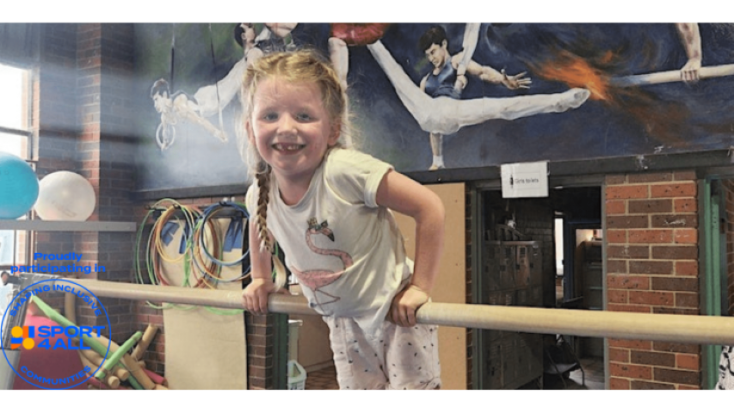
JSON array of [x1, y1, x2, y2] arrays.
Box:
[[189, 23, 299, 160], [150, 23, 300, 153], [366, 24, 591, 171], [150, 78, 228, 151]]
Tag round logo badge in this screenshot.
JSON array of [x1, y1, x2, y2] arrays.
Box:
[[2, 279, 111, 389]]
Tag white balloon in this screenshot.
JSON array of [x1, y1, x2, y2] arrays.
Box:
[[34, 171, 96, 221]]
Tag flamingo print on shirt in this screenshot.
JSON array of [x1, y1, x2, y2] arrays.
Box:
[[290, 217, 354, 312]]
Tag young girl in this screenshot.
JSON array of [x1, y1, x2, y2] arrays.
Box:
[[240, 49, 445, 390]]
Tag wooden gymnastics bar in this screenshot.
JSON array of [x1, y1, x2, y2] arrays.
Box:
[[611, 63, 734, 87], [62, 278, 734, 346]]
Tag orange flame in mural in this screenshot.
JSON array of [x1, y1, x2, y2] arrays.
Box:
[[530, 49, 692, 147], [535, 51, 612, 101]]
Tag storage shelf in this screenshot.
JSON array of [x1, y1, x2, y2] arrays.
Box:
[[0, 220, 136, 232]]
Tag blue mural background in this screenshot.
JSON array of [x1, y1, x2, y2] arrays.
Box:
[[133, 23, 734, 191]]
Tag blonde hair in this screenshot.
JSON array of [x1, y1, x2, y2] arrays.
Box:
[[242, 49, 350, 259]]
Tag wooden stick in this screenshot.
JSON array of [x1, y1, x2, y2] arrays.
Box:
[[79, 347, 105, 366], [131, 324, 159, 361], [80, 348, 130, 381], [78, 354, 119, 389], [64, 292, 76, 325], [96, 332, 142, 381], [95, 335, 157, 390], [611, 63, 734, 87], [58, 277, 734, 345]]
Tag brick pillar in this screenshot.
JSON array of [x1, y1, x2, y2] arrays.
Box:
[[605, 171, 701, 390], [246, 313, 277, 389], [74, 23, 138, 344]]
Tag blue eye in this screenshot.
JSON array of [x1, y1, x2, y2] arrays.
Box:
[[263, 113, 278, 121], [296, 113, 312, 121]]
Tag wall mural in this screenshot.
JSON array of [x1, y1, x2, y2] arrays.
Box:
[[133, 23, 734, 192]]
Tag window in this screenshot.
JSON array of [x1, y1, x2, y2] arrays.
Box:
[[0, 62, 33, 270]]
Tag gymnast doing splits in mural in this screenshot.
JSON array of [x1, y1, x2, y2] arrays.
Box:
[[367, 24, 591, 170], [150, 78, 228, 151]]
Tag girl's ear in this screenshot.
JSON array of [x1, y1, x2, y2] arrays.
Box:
[[246, 119, 255, 143], [328, 122, 341, 146]]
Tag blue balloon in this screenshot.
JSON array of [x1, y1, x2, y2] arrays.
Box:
[[0, 152, 39, 219]]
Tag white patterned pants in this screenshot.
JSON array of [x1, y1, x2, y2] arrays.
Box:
[[323, 317, 441, 390], [718, 345, 734, 390]]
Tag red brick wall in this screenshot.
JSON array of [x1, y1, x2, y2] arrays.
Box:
[[605, 171, 701, 390], [246, 313, 277, 389], [70, 23, 138, 344]]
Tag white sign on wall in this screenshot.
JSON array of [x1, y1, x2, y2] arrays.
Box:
[[501, 161, 549, 198]]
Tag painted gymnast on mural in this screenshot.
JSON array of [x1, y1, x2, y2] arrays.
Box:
[[676, 23, 702, 84], [150, 79, 228, 151], [148, 23, 705, 159], [367, 24, 591, 170], [150, 23, 300, 153], [327, 24, 390, 151]]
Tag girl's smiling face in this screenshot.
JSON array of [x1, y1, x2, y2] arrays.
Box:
[[247, 76, 340, 186]]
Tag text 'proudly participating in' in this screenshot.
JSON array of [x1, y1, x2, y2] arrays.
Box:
[[9, 252, 105, 275]]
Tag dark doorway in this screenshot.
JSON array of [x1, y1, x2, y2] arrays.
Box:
[[476, 186, 603, 389]]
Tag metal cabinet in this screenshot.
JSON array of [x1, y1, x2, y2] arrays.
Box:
[[482, 241, 544, 389]]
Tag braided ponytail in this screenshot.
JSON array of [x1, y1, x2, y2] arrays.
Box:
[[255, 170, 274, 255], [254, 166, 287, 291]]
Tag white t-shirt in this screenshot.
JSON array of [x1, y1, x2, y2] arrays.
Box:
[[246, 148, 412, 335]]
